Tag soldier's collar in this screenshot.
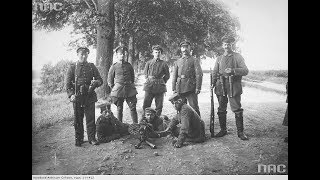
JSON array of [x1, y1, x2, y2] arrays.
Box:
[[223, 51, 234, 57]]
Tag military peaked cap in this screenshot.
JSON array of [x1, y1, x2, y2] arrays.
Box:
[[179, 40, 191, 47], [168, 92, 182, 102], [145, 107, 157, 114], [76, 47, 90, 54], [114, 45, 128, 53], [221, 36, 236, 43], [152, 45, 163, 53]]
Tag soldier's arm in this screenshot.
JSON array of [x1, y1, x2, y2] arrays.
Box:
[[211, 57, 220, 86], [107, 65, 115, 88], [194, 58, 203, 91], [65, 64, 75, 98], [172, 62, 178, 91], [233, 54, 249, 76], [143, 61, 149, 79], [163, 62, 170, 83], [91, 63, 103, 88], [129, 64, 135, 83]]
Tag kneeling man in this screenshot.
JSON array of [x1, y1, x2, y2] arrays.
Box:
[[159, 93, 205, 148]]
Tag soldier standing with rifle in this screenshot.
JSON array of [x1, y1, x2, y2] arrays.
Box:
[[142, 45, 170, 116], [65, 47, 103, 147], [211, 36, 249, 140], [108, 45, 138, 124], [172, 41, 203, 116]]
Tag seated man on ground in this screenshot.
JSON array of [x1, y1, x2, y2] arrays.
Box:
[[158, 93, 206, 148], [96, 104, 130, 143], [139, 107, 170, 138]]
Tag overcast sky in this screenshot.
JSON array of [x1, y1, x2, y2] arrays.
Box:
[[32, 0, 288, 74]]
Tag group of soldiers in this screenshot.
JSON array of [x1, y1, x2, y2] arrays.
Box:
[[65, 36, 251, 147]]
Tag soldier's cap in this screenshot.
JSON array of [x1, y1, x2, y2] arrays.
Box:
[[145, 107, 157, 114], [96, 97, 112, 113], [152, 45, 163, 53], [168, 92, 182, 102], [221, 36, 236, 43], [76, 47, 90, 54], [179, 40, 191, 47], [114, 45, 128, 53]]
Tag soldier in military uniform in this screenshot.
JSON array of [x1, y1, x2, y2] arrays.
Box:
[[172, 41, 203, 116], [96, 104, 130, 143], [139, 107, 170, 138], [108, 45, 138, 123], [158, 93, 205, 148], [65, 47, 103, 146], [211, 36, 249, 140], [142, 45, 170, 116]]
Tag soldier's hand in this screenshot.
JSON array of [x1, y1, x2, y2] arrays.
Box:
[[91, 80, 100, 86], [224, 68, 234, 74], [173, 141, 182, 148], [70, 95, 76, 102], [195, 89, 201, 94]]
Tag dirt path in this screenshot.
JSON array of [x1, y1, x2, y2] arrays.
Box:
[[32, 73, 288, 175]]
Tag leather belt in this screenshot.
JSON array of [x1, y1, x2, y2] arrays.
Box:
[[178, 75, 195, 79]]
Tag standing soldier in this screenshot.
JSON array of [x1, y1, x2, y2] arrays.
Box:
[[108, 45, 138, 123], [172, 41, 203, 116], [142, 45, 170, 116], [65, 47, 103, 147], [211, 36, 249, 140]]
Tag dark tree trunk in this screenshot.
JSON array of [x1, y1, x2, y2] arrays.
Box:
[[95, 0, 115, 99]]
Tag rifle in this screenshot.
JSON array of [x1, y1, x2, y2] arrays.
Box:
[[128, 123, 157, 149], [210, 68, 215, 137]]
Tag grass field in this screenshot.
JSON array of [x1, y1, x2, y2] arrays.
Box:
[[32, 93, 73, 133]]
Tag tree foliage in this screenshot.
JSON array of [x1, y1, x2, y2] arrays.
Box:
[[36, 60, 73, 95]]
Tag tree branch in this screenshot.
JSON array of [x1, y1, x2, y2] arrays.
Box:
[[90, 0, 98, 11]]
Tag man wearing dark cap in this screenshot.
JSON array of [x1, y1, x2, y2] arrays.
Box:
[[158, 93, 205, 148], [139, 107, 170, 136], [211, 35, 249, 140], [172, 41, 203, 116], [65, 47, 103, 146], [142, 45, 170, 116], [108, 45, 138, 123], [96, 105, 130, 143]]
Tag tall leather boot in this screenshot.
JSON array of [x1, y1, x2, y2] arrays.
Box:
[[235, 110, 249, 140], [130, 109, 138, 124], [117, 106, 123, 122], [215, 111, 227, 137]]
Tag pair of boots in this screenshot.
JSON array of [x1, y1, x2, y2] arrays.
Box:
[[117, 106, 138, 124], [214, 111, 248, 140]]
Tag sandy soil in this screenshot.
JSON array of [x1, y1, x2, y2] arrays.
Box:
[[32, 73, 288, 175]]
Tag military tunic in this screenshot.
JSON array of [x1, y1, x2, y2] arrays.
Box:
[[65, 61, 103, 142], [107, 61, 138, 123], [171, 55, 203, 115], [142, 58, 170, 116], [96, 112, 129, 143], [212, 51, 248, 112], [169, 103, 205, 143]]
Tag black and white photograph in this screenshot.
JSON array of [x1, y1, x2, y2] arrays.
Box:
[[32, 0, 288, 178]]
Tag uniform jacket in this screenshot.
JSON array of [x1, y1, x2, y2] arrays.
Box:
[[96, 113, 129, 142], [108, 61, 138, 98], [212, 52, 249, 97], [143, 58, 170, 94], [173, 104, 204, 138], [65, 61, 103, 104], [172, 55, 203, 94]]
